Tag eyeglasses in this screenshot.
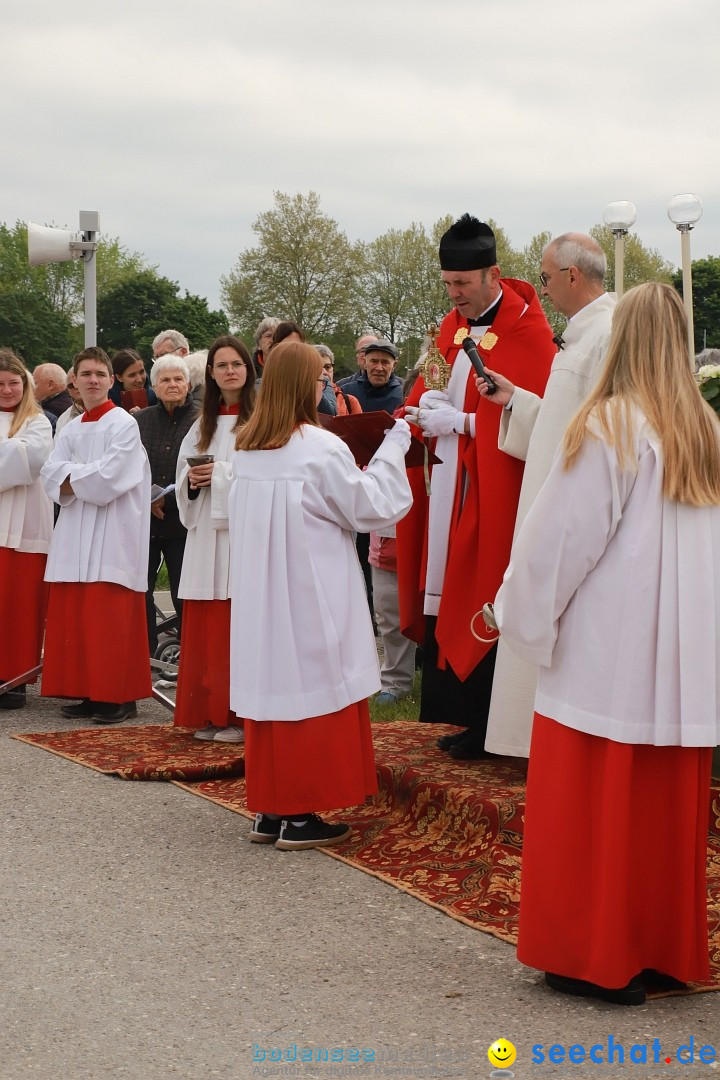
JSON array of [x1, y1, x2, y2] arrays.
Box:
[[212, 361, 246, 372], [539, 267, 570, 288]]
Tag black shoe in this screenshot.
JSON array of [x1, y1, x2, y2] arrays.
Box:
[[249, 814, 282, 844], [275, 814, 352, 851], [436, 730, 467, 751], [93, 701, 138, 724], [448, 733, 493, 760], [0, 683, 26, 710], [545, 971, 646, 1006], [642, 969, 688, 992], [61, 698, 98, 719]]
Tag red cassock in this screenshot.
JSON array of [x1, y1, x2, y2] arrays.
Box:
[[42, 582, 152, 702], [397, 279, 556, 680], [519, 714, 712, 986], [0, 548, 48, 680], [174, 599, 239, 730]]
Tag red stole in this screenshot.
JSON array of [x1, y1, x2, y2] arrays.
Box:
[[396, 278, 556, 680]]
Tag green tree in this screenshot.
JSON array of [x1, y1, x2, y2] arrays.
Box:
[[0, 290, 74, 367], [220, 191, 363, 338], [0, 221, 155, 364], [360, 223, 441, 343], [674, 256, 720, 352], [590, 226, 674, 292], [97, 270, 228, 358]]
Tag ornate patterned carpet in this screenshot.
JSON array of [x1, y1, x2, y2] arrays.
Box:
[[13, 720, 720, 994], [12, 723, 244, 781]]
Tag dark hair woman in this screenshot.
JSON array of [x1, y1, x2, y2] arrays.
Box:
[[173, 335, 256, 740]]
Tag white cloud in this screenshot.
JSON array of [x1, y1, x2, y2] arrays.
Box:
[[1, 0, 719, 311]]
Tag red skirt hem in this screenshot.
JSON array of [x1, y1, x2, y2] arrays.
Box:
[[518, 713, 712, 986], [42, 582, 152, 702], [245, 700, 377, 814], [174, 599, 238, 729], [0, 548, 47, 681]]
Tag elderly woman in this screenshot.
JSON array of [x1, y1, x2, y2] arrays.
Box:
[[0, 350, 53, 708], [495, 283, 720, 1005], [174, 336, 256, 741], [229, 341, 412, 850], [252, 317, 280, 378], [135, 356, 198, 656]]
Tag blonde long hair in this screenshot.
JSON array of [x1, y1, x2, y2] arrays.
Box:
[[235, 341, 321, 451], [0, 349, 43, 437], [563, 282, 720, 506]]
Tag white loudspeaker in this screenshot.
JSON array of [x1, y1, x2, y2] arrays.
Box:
[[27, 222, 84, 267]]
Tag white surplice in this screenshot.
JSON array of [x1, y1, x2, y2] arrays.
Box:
[[228, 424, 412, 722], [494, 408, 720, 748], [0, 412, 54, 553], [486, 293, 617, 756], [176, 416, 235, 601], [41, 408, 151, 591]]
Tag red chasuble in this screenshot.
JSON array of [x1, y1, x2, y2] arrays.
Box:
[[396, 278, 556, 681]]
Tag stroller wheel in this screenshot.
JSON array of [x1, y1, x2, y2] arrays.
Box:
[[154, 638, 180, 666]]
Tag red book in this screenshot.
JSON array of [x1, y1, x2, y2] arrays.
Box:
[[318, 412, 441, 468], [120, 389, 149, 411]]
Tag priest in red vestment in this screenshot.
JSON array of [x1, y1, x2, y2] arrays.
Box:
[[397, 215, 556, 759]]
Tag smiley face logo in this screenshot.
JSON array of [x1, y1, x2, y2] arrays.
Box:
[[488, 1039, 517, 1069]]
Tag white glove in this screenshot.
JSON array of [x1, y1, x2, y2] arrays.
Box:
[[418, 389, 452, 410], [417, 404, 467, 437], [406, 390, 454, 429], [382, 417, 412, 455]]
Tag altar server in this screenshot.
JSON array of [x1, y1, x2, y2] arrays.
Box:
[[229, 341, 412, 850], [174, 335, 256, 740], [0, 350, 53, 709], [495, 282, 720, 1005], [41, 347, 152, 722]]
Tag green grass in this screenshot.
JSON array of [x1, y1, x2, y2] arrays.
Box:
[[368, 671, 422, 724], [155, 564, 170, 590]]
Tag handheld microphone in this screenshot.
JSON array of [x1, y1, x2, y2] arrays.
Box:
[[461, 337, 497, 395]]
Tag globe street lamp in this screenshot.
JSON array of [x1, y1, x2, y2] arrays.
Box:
[[667, 193, 703, 367], [603, 201, 637, 297]]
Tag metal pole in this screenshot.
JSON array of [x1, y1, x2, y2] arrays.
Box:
[[79, 211, 100, 347], [614, 231, 625, 297], [83, 247, 97, 347], [679, 227, 695, 368]]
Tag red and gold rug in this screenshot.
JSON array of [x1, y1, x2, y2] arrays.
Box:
[[12, 724, 244, 781], [12, 720, 720, 994]]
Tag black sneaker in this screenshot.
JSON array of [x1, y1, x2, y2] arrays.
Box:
[[249, 814, 282, 845], [275, 814, 351, 851]]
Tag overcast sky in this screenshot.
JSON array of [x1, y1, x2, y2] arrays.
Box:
[[3, 0, 719, 315]]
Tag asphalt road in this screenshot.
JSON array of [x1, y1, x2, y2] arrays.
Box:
[[1, 683, 718, 1080]]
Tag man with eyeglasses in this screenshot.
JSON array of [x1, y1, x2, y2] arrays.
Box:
[[476, 232, 616, 759], [152, 329, 190, 361], [397, 214, 555, 759]]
